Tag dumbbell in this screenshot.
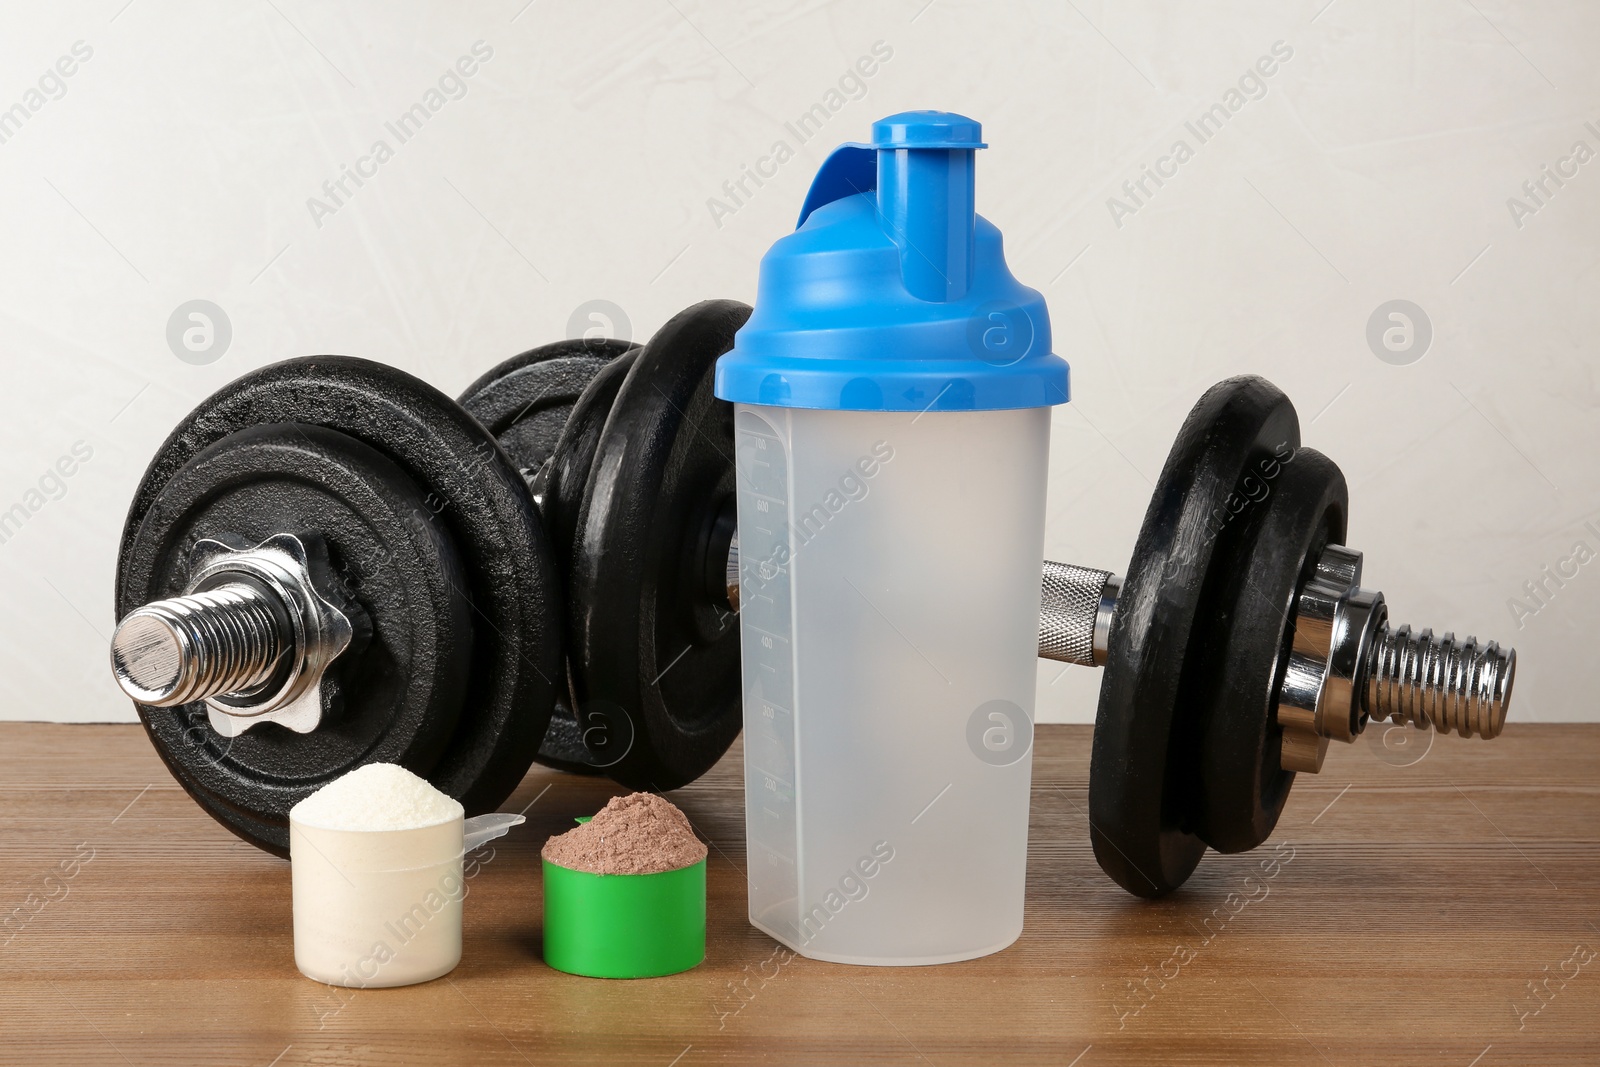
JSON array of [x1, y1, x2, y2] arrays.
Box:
[[1028, 376, 1514, 896], [108, 302, 751, 854], [460, 305, 1516, 896], [109, 357, 566, 853]]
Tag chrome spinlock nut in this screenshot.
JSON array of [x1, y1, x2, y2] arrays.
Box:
[[110, 533, 355, 738], [1274, 545, 1513, 772]]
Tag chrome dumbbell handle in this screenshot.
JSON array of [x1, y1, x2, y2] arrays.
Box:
[[121, 529, 1511, 767], [723, 538, 1116, 666], [1036, 562, 1120, 668]]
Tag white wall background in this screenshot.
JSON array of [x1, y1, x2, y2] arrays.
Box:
[[1, 0, 1595, 725]]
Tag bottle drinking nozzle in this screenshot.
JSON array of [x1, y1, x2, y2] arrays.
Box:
[[873, 113, 982, 301]]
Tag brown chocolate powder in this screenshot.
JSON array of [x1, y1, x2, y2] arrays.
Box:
[[541, 792, 707, 875]]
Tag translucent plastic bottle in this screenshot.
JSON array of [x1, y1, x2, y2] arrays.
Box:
[[715, 112, 1070, 964]]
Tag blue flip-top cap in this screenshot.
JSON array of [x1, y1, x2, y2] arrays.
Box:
[[714, 111, 1069, 412]]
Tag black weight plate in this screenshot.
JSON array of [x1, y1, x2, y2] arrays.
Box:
[[567, 300, 750, 791], [458, 338, 636, 485], [1192, 447, 1347, 854], [120, 423, 473, 853], [542, 348, 641, 570], [460, 339, 636, 776], [1089, 376, 1300, 897], [532, 349, 642, 774], [116, 357, 561, 854]]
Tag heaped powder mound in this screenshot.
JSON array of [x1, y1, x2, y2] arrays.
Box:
[[289, 762, 463, 831], [542, 793, 707, 875]]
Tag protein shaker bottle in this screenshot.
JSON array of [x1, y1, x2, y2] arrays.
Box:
[[714, 111, 1070, 965]]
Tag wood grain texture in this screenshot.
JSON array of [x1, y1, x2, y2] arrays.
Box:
[[1, 722, 1595, 1067]]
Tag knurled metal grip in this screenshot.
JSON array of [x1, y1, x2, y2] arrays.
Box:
[[1038, 562, 1120, 668], [726, 545, 1121, 667]]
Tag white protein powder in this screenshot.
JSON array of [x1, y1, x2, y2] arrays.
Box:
[[290, 762, 463, 832]]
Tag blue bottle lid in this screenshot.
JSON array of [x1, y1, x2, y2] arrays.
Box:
[[714, 111, 1069, 413]]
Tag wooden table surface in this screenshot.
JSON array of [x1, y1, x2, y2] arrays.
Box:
[[1, 722, 1596, 1066]]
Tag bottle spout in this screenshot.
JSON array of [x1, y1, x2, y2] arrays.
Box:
[[872, 111, 986, 303]]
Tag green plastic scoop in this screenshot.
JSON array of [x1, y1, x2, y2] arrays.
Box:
[[542, 817, 706, 979]]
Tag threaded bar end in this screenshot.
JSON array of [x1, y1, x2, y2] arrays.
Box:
[[1364, 624, 1515, 740], [111, 583, 291, 707]]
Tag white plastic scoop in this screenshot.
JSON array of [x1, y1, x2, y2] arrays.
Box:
[[289, 764, 525, 988]]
